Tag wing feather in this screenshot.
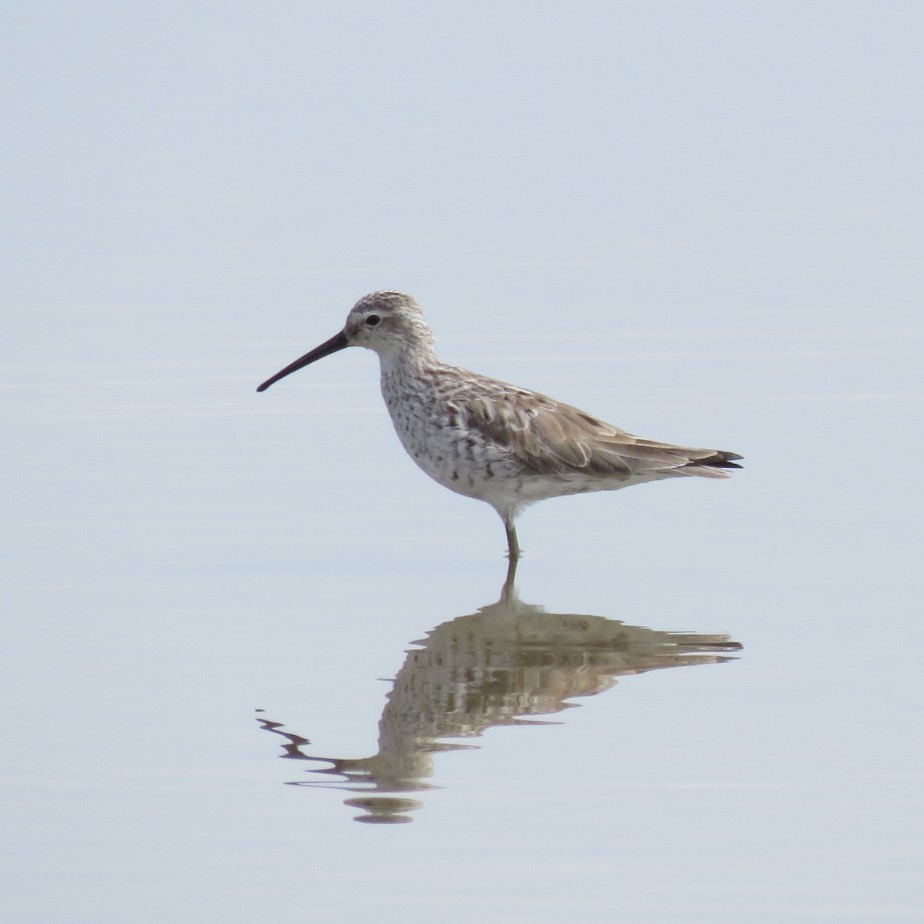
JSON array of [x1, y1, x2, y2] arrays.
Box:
[[461, 378, 739, 479]]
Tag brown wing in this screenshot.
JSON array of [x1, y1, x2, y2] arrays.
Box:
[[462, 379, 741, 478]]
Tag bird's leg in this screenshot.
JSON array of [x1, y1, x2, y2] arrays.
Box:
[[501, 554, 519, 602], [504, 520, 520, 562]]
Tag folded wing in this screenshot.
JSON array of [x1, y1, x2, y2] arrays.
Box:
[[463, 382, 742, 479]]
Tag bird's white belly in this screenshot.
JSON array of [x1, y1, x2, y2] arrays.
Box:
[[381, 377, 520, 505], [389, 401, 513, 498]]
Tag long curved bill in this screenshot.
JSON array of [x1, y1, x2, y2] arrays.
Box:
[[256, 330, 349, 392]]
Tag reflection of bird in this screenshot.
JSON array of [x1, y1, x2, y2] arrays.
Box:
[[257, 291, 742, 559], [256, 573, 742, 824]]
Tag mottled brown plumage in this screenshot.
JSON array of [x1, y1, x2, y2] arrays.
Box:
[[461, 374, 740, 480]]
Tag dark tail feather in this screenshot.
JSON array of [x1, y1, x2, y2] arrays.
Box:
[[699, 450, 743, 470]]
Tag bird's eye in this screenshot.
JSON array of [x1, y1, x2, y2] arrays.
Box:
[[365, 314, 381, 327]]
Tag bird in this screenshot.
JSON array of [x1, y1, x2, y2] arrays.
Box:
[[257, 291, 742, 560]]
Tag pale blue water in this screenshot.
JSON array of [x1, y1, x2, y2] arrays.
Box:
[[3, 4, 922, 922]]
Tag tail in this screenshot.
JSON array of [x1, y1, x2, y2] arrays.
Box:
[[700, 449, 743, 470], [682, 449, 743, 478]]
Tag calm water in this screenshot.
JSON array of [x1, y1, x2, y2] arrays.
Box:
[[4, 4, 923, 921], [4, 327, 921, 921]]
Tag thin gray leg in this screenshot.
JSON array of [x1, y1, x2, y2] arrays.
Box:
[[502, 553, 519, 601], [504, 520, 520, 561]]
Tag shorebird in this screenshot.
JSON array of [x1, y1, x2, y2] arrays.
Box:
[[257, 291, 742, 560]]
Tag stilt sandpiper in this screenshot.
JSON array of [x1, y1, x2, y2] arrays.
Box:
[[257, 291, 742, 559]]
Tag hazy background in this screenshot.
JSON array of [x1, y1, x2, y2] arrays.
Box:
[[2, 3, 922, 922]]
